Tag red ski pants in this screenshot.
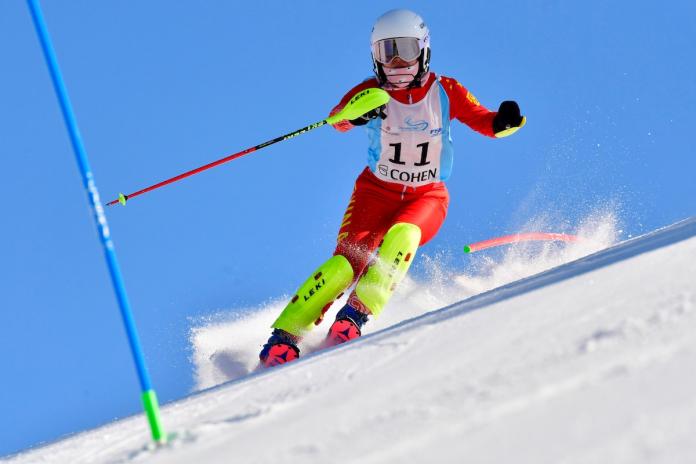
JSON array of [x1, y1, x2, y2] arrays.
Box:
[[334, 167, 449, 284]]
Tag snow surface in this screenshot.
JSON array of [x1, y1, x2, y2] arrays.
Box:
[[5, 215, 696, 463]]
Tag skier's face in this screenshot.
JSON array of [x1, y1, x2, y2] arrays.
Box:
[[382, 56, 418, 69], [382, 57, 420, 88]]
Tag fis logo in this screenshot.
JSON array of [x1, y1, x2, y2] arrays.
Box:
[[399, 116, 429, 132]]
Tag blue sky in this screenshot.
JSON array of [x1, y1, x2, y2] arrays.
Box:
[[1, 0, 695, 456]]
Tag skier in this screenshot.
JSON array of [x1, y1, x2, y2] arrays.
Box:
[[259, 9, 525, 367]]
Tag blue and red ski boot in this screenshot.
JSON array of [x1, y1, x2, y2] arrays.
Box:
[[259, 329, 300, 368], [325, 304, 370, 347]]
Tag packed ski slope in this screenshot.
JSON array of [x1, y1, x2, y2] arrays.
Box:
[[5, 215, 696, 464]]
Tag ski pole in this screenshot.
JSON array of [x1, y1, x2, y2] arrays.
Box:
[[107, 88, 390, 206], [27, 0, 166, 443], [464, 232, 581, 253]]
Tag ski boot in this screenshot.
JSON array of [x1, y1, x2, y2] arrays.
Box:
[[259, 329, 300, 368], [325, 304, 370, 347]]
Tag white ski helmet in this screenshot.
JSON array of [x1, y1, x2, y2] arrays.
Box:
[[370, 9, 431, 88]]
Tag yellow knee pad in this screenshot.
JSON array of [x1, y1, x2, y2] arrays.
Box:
[[272, 254, 354, 336], [355, 223, 421, 317]]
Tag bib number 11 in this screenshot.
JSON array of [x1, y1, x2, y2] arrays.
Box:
[[388, 142, 430, 167]]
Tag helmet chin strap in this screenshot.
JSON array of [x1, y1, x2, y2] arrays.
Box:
[[406, 50, 428, 89]]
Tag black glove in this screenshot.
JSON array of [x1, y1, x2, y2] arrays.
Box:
[[492, 101, 524, 134], [350, 105, 387, 126]]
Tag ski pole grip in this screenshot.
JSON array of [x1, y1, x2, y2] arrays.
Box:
[[325, 88, 390, 125]]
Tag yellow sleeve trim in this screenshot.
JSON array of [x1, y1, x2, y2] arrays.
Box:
[[494, 116, 526, 138]]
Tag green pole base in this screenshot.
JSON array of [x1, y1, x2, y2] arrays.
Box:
[[463, 245, 472, 253], [141, 389, 167, 444]]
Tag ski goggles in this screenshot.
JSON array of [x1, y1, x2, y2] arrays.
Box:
[[372, 37, 423, 65]]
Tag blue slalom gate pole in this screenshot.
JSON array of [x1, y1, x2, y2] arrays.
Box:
[[26, 0, 166, 443]]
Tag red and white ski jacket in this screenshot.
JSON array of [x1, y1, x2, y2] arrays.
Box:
[[330, 73, 497, 187]]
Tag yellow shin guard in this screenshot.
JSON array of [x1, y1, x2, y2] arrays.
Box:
[[355, 223, 421, 317], [272, 255, 354, 337]]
